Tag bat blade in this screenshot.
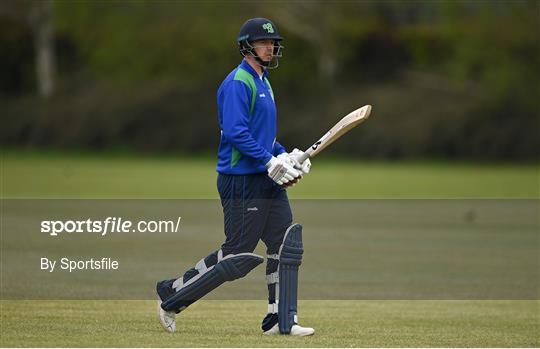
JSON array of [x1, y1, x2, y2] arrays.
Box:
[[298, 105, 372, 163]]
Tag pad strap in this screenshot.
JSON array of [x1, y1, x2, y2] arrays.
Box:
[[266, 271, 279, 284], [268, 302, 278, 314]]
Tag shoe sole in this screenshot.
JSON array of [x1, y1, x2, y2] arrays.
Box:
[[156, 291, 175, 333], [263, 324, 315, 336]]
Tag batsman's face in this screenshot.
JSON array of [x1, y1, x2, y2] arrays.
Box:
[[252, 39, 275, 61]]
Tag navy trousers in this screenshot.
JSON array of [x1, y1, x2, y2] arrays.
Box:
[[218, 173, 293, 256], [180, 173, 292, 287]]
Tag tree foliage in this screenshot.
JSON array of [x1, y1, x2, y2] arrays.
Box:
[[0, 0, 538, 160]]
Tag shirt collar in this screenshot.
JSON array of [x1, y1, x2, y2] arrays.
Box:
[[240, 59, 269, 79]]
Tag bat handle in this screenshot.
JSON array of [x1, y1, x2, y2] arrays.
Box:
[[296, 150, 312, 164]]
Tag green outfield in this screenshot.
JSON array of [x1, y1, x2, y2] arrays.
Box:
[[1, 151, 539, 347], [2, 150, 538, 198], [1, 300, 538, 347]]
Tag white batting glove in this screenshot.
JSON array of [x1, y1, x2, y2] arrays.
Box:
[[289, 148, 311, 174], [265, 156, 301, 186], [282, 175, 302, 188], [277, 152, 295, 167]]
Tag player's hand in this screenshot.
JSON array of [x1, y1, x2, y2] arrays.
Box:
[[276, 153, 303, 188], [265, 156, 301, 186], [281, 175, 302, 188], [277, 152, 295, 167], [289, 148, 311, 174]]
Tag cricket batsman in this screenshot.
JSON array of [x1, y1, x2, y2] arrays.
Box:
[[156, 18, 314, 336]]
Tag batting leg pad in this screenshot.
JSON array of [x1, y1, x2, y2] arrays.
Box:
[[156, 279, 176, 302], [161, 253, 263, 312], [278, 223, 304, 334]]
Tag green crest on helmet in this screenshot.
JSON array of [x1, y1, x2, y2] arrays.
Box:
[[262, 23, 274, 33]]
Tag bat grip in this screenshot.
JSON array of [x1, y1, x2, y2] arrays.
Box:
[[297, 150, 311, 164]]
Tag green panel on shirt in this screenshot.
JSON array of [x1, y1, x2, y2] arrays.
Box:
[[230, 68, 258, 167]]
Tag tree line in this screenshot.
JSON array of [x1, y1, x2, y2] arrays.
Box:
[[0, 0, 538, 160]]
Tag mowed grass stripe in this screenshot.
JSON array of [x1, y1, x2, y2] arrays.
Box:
[[2, 151, 538, 198]]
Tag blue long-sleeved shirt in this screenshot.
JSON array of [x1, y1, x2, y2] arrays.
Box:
[[216, 60, 286, 174]]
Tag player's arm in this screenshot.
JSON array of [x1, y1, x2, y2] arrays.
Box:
[[221, 80, 273, 164], [221, 81, 299, 185], [273, 141, 287, 156]]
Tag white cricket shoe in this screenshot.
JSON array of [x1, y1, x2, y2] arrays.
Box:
[[263, 323, 280, 335], [263, 323, 315, 336], [157, 299, 176, 333]]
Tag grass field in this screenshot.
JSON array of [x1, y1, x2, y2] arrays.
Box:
[[2, 150, 538, 198], [1, 300, 538, 347], [1, 151, 539, 347]]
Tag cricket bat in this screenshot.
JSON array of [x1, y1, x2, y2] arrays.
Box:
[[296, 105, 372, 164]]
